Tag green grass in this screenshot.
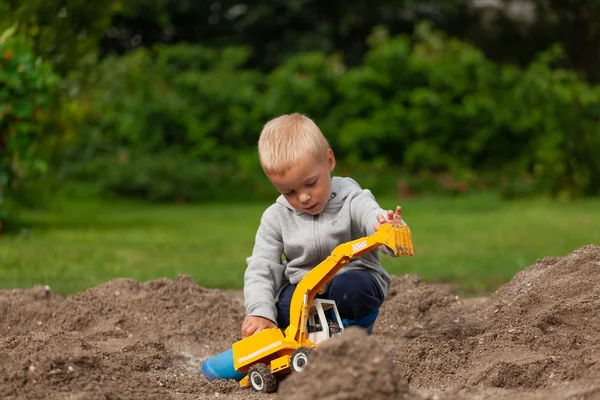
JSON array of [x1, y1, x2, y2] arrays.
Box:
[[1, 194, 599, 296]]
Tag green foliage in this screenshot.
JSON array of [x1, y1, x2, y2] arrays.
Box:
[[500, 47, 600, 197], [83, 43, 262, 155], [330, 24, 600, 197], [0, 27, 58, 227], [262, 52, 343, 120], [334, 23, 509, 173], [260, 51, 346, 150], [51, 24, 600, 201], [54, 43, 269, 201]]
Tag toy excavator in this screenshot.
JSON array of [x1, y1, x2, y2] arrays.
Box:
[[229, 223, 414, 392]]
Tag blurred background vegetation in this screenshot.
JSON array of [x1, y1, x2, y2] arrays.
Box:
[[1, 0, 599, 294]]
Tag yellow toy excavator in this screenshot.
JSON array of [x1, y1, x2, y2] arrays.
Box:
[[231, 223, 414, 392]]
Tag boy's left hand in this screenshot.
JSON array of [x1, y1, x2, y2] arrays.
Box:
[[374, 206, 402, 231]]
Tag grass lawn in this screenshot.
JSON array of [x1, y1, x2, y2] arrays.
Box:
[[1, 194, 599, 296]]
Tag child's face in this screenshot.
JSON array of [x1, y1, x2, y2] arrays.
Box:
[[267, 149, 336, 215]]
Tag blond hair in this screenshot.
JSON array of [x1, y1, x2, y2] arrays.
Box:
[[258, 113, 330, 175]]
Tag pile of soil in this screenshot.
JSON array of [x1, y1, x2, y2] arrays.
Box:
[[278, 327, 419, 400], [1, 245, 599, 399]]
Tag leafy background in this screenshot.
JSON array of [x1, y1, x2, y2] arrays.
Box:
[[1, 0, 600, 220]]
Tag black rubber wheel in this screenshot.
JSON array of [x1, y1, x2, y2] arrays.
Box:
[[248, 363, 277, 393], [290, 347, 312, 373]]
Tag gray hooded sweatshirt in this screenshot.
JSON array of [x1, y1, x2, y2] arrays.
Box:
[[244, 176, 398, 324]]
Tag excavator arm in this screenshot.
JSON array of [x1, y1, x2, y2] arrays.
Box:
[[283, 223, 414, 343]]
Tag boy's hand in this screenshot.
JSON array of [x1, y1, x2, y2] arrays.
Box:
[[374, 206, 402, 231], [241, 316, 277, 338]]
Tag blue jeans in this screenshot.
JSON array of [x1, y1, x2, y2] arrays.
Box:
[[275, 269, 385, 328]]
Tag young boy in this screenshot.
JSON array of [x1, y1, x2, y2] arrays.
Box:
[[242, 112, 404, 337], [201, 113, 405, 381]]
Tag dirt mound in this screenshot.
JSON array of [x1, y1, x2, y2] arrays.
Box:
[[0, 331, 168, 400], [376, 274, 462, 339], [0, 275, 258, 400], [0, 285, 63, 335], [278, 327, 419, 400], [393, 245, 600, 398], [1, 245, 599, 399]]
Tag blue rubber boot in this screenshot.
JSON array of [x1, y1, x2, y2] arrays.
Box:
[[201, 348, 247, 381], [341, 307, 379, 335]]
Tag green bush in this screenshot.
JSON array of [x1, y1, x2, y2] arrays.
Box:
[[50, 23, 600, 202], [52, 43, 275, 201], [498, 47, 600, 198], [331, 23, 600, 197], [0, 26, 58, 227], [260, 51, 345, 144], [66, 44, 263, 158]]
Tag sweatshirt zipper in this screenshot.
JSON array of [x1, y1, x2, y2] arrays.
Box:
[[313, 214, 321, 262]]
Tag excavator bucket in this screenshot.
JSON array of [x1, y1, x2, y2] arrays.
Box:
[[391, 224, 414, 256]]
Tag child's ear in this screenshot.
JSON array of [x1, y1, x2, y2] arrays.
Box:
[[327, 148, 336, 172]]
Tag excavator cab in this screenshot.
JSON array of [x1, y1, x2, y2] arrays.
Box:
[[306, 298, 344, 344]]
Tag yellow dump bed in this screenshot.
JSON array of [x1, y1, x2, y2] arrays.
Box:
[[232, 327, 288, 372]]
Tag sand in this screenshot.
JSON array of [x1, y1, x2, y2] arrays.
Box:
[[1, 245, 600, 400]]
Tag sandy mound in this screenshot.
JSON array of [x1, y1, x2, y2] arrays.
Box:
[[0, 276, 258, 400], [1, 245, 599, 399], [391, 245, 600, 399], [278, 327, 419, 400]]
